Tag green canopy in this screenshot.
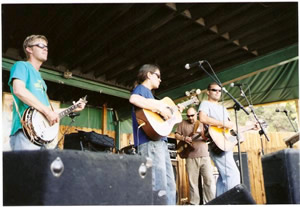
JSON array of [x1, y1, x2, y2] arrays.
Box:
[[159, 44, 298, 107]]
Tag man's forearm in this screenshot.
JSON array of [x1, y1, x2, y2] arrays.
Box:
[[13, 80, 50, 115]]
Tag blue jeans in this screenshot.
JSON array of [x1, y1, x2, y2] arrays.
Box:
[[138, 140, 176, 205], [10, 129, 41, 151], [210, 150, 240, 196]]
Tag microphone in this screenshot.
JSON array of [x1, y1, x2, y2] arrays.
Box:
[[185, 60, 204, 70], [230, 82, 246, 87]]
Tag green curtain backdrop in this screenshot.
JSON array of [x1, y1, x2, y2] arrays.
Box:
[[60, 104, 116, 131]]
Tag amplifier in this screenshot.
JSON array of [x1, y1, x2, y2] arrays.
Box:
[[168, 138, 177, 160]]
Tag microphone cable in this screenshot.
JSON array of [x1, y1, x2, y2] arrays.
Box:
[[55, 116, 77, 150]]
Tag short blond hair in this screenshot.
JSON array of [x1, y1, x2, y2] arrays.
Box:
[[23, 35, 48, 58]]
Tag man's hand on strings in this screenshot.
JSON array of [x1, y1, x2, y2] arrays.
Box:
[[73, 98, 87, 112], [44, 108, 59, 126], [185, 136, 192, 143], [177, 104, 185, 113]]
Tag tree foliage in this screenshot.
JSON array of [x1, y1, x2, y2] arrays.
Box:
[[228, 100, 299, 132]]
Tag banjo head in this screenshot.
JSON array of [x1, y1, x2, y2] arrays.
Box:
[[31, 110, 58, 142]]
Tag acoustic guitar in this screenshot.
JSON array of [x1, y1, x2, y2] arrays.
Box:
[[204, 122, 264, 154], [135, 96, 199, 141]]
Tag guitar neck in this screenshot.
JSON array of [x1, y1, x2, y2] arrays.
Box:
[[58, 104, 79, 119], [192, 133, 201, 141], [171, 98, 196, 111], [181, 99, 196, 108], [239, 125, 257, 133]]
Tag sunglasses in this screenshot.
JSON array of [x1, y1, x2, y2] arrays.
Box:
[[209, 89, 222, 92], [152, 72, 161, 79], [187, 114, 195, 117], [29, 43, 48, 49]]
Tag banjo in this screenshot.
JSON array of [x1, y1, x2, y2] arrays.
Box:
[[22, 96, 87, 146]]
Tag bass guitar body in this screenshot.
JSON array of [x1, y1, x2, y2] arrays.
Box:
[[177, 133, 202, 158], [177, 141, 195, 159]]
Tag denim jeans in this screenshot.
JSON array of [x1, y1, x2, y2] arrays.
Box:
[[210, 150, 240, 196], [10, 129, 41, 151], [138, 140, 176, 205]]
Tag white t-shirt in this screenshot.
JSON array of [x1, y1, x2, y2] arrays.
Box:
[[198, 100, 230, 122]]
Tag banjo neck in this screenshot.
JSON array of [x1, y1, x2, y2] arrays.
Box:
[[58, 104, 79, 119], [58, 96, 87, 119]]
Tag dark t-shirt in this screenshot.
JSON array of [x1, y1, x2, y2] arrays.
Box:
[[131, 84, 167, 147]]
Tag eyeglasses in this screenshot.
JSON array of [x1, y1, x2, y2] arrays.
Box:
[[152, 72, 161, 79], [209, 89, 222, 92], [28, 43, 48, 50], [187, 114, 195, 117]]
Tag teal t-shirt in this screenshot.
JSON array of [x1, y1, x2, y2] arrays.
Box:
[[8, 61, 50, 136]]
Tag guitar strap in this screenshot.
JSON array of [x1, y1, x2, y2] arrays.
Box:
[[11, 85, 54, 122], [192, 120, 205, 141], [43, 84, 55, 112], [46, 94, 55, 111], [193, 120, 201, 134], [12, 95, 24, 124], [11, 84, 54, 145], [201, 123, 210, 141], [11, 95, 35, 143]]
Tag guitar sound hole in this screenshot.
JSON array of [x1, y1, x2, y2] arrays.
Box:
[[159, 114, 166, 121]]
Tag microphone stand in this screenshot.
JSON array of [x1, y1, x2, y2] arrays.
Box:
[[239, 87, 270, 156], [233, 101, 244, 184], [55, 113, 79, 149], [283, 110, 298, 132], [198, 62, 249, 185]]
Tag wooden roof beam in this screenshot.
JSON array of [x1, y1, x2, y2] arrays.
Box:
[[195, 17, 205, 26], [165, 3, 176, 11]]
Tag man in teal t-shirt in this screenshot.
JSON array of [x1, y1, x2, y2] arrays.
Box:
[[8, 35, 86, 150], [8, 61, 50, 137]]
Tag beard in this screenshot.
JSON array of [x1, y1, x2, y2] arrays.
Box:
[[188, 119, 195, 124]]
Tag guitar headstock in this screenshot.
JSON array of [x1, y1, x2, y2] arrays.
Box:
[[190, 96, 200, 105], [185, 89, 201, 97], [185, 88, 201, 105], [80, 95, 88, 103], [74, 96, 88, 106], [247, 119, 268, 130]]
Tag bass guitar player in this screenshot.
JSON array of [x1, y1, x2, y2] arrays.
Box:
[[175, 107, 216, 204]]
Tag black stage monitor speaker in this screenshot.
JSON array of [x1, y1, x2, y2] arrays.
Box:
[[206, 184, 256, 205], [262, 149, 300, 204], [3, 150, 152, 205]]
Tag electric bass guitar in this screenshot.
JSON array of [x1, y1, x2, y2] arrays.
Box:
[[135, 96, 199, 141], [177, 133, 203, 158], [22, 96, 87, 146]]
